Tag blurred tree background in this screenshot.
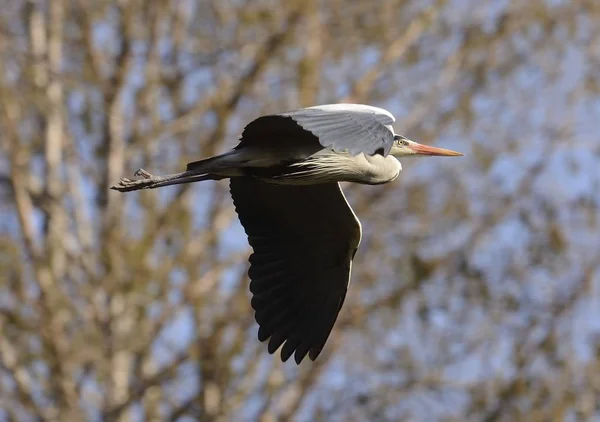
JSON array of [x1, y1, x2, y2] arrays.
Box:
[[1, 0, 600, 420]]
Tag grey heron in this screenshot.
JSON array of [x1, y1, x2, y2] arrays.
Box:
[[111, 103, 463, 364]]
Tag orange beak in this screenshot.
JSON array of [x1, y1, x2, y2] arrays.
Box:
[[408, 142, 464, 157]]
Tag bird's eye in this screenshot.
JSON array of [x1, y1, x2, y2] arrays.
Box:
[[394, 135, 409, 146]]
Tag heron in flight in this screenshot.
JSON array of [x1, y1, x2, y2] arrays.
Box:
[[111, 104, 463, 364]]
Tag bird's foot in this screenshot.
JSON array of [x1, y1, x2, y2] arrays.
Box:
[[110, 168, 159, 192], [134, 168, 152, 179]]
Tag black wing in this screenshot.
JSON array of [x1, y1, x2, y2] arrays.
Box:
[[230, 178, 362, 363]]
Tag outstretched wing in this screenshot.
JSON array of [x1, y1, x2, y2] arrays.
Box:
[[281, 104, 396, 156], [237, 103, 396, 157], [230, 178, 362, 364]]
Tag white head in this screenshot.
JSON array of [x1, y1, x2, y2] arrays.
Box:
[[390, 134, 464, 158]]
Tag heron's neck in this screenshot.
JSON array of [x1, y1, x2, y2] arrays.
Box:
[[359, 154, 401, 184]]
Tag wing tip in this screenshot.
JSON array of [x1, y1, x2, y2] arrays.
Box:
[[258, 330, 329, 364], [262, 331, 328, 364]]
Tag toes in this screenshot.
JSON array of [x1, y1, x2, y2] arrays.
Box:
[[110, 177, 153, 192], [134, 168, 152, 179], [110, 169, 158, 192]]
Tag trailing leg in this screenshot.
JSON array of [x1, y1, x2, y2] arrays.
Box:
[[110, 168, 222, 192]]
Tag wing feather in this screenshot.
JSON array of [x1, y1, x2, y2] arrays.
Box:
[[236, 103, 396, 157], [280, 104, 395, 156], [230, 178, 362, 363]]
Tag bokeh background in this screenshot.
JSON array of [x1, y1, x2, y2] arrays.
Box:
[[1, 0, 600, 420]]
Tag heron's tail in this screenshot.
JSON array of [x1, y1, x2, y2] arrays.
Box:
[[186, 155, 224, 172], [186, 148, 283, 173], [185, 150, 243, 172]]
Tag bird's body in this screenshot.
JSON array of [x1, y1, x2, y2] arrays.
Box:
[[111, 103, 463, 364], [189, 148, 402, 185]]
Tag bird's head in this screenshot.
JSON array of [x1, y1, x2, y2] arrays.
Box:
[[390, 135, 464, 158]]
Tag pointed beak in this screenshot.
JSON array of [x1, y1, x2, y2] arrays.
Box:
[[408, 142, 464, 157]]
